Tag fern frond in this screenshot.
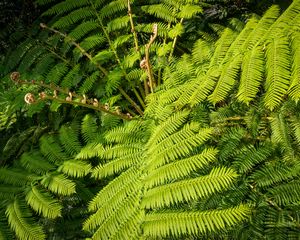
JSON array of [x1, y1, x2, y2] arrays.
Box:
[[146, 110, 190, 147], [52, 7, 94, 29], [42, 0, 90, 16], [20, 152, 55, 175], [209, 28, 238, 67], [177, 4, 202, 18], [105, 120, 145, 144], [60, 64, 81, 88], [101, 143, 144, 159], [6, 199, 46, 240], [41, 174, 76, 196], [46, 62, 69, 85], [270, 112, 295, 160], [83, 191, 139, 232], [92, 152, 142, 178], [25, 186, 62, 218], [264, 35, 291, 110], [268, 181, 300, 206], [59, 125, 81, 155], [147, 125, 213, 169], [233, 144, 273, 174], [76, 142, 104, 159], [40, 135, 69, 164], [0, 186, 21, 200], [113, 34, 132, 49], [58, 160, 91, 178], [89, 167, 140, 210], [251, 162, 300, 187], [68, 21, 99, 41], [99, 0, 129, 19], [243, 5, 280, 50], [92, 49, 114, 64], [142, 167, 238, 209], [75, 34, 106, 60], [288, 33, 300, 101], [107, 15, 130, 33], [188, 68, 220, 106], [4, 39, 33, 73], [237, 45, 265, 104], [0, 168, 35, 186], [105, 69, 123, 95], [33, 53, 56, 79], [145, 147, 218, 189], [142, 4, 177, 23], [143, 205, 250, 237], [17, 45, 46, 73], [81, 114, 99, 143], [192, 39, 213, 65], [208, 54, 242, 104], [79, 71, 100, 94]]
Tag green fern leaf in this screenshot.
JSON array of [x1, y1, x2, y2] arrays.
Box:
[[58, 159, 91, 177], [143, 205, 250, 237], [237, 46, 265, 104], [52, 7, 94, 29], [288, 33, 300, 101], [40, 135, 69, 164], [59, 125, 82, 155], [42, 0, 90, 16], [0, 168, 35, 186], [6, 199, 46, 240], [99, 0, 129, 19], [208, 54, 242, 104], [145, 147, 218, 189], [41, 174, 76, 196], [264, 35, 291, 110], [107, 15, 130, 33], [20, 152, 55, 175], [177, 4, 202, 18], [142, 167, 238, 209], [142, 4, 177, 23], [25, 186, 62, 218], [68, 21, 99, 41]]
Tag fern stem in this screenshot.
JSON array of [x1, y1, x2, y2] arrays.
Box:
[[15, 77, 132, 120], [169, 18, 184, 61], [40, 23, 108, 76], [88, 1, 146, 110], [44, 96, 132, 120], [145, 24, 158, 93], [127, 0, 139, 52], [118, 87, 144, 116]]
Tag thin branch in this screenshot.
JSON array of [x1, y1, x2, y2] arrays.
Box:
[[127, 0, 139, 52], [145, 24, 158, 93], [40, 23, 108, 76]]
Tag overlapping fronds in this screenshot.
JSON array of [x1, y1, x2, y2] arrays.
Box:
[[80, 107, 249, 239]]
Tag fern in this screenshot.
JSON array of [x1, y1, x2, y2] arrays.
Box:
[[41, 173, 76, 196], [6, 199, 46, 240], [25, 186, 62, 219]]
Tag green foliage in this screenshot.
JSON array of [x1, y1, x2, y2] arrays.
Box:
[[1, 0, 300, 239]]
